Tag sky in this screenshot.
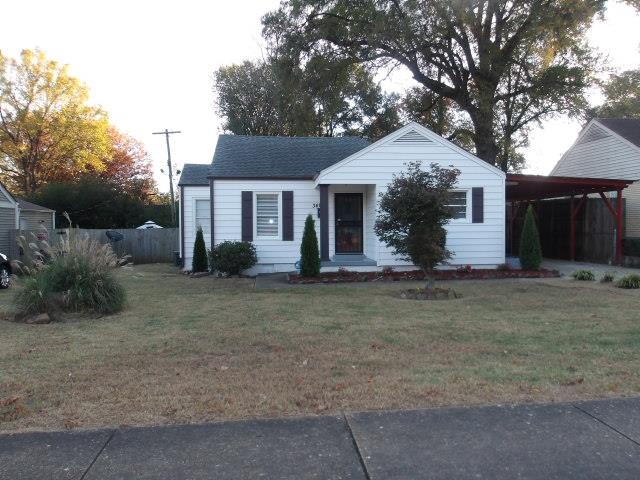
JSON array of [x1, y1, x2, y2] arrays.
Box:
[[3, 0, 640, 192]]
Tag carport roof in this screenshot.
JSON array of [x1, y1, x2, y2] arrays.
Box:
[[506, 174, 635, 202]]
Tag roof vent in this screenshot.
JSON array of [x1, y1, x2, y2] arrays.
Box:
[[393, 130, 433, 144], [576, 125, 610, 145]]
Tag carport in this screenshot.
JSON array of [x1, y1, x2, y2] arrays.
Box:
[[506, 174, 634, 265]]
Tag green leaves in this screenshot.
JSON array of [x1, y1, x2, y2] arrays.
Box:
[[374, 161, 460, 273]]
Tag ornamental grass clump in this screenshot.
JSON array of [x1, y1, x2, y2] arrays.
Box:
[[572, 269, 595, 281], [13, 215, 127, 318], [616, 274, 640, 289]]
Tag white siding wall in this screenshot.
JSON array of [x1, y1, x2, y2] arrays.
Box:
[[551, 123, 640, 237], [182, 186, 210, 269], [318, 138, 506, 267], [213, 180, 319, 273]]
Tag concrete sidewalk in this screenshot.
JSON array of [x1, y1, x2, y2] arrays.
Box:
[[2, 397, 640, 479]]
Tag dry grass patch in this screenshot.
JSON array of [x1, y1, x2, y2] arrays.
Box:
[[1, 264, 640, 432]]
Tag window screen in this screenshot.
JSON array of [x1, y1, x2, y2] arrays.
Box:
[[195, 199, 210, 235], [256, 193, 279, 237], [447, 191, 467, 220]]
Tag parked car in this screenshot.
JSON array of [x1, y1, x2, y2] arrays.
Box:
[[0, 253, 12, 289]]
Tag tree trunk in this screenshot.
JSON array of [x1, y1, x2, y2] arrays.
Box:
[[422, 268, 435, 290], [471, 113, 499, 166]]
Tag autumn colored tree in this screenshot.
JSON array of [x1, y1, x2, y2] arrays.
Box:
[[0, 49, 111, 195], [102, 127, 155, 200]]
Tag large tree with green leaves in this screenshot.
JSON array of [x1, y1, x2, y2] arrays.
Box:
[[588, 69, 640, 119], [213, 55, 401, 139], [0, 49, 111, 194], [263, 0, 604, 170]]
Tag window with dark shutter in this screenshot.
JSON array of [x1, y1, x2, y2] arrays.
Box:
[[282, 191, 294, 241], [241, 191, 253, 241], [472, 187, 484, 223]]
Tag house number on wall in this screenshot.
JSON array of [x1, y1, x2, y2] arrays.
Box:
[[312, 203, 320, 208]]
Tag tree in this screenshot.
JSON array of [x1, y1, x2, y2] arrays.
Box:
[[300, 214, 321, 276], [28, 177, 171, 229], [213, 56, 401, 138], [0, 49, 111, 194], [263, 0, 604, 169], [102, 127, 155, 200], [519, 204, 542, 270], [588, 70, 640, 119], [374, 161, 460, 288], [192, 227, 208, 272]]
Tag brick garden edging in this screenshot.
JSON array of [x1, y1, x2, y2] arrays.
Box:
[[287, 268, 561, 284]]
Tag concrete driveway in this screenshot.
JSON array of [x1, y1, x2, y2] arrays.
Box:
[[2, 397, 640, 479]]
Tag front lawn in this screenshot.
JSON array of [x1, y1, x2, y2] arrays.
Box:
[[1, 264, 639, 432]]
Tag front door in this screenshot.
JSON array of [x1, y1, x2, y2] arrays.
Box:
[[335, 193, 363, 254]]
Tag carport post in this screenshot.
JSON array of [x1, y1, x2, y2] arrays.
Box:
[[569, 196, 576, 261], [616, 189, 624, 265]]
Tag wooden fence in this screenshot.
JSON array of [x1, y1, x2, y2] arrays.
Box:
[[507, 198, 624, 264], [9, 228, 179, 264]]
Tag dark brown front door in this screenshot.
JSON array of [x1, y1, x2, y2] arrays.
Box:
[[335, 193, 363, 254]]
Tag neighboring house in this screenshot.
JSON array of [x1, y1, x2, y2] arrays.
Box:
[[551, 118, 640, 237], [0, 182, 56, 257], [178, 123, 506, 273]]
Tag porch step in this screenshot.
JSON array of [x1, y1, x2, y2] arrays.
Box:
[[321, 255, 377, 267]]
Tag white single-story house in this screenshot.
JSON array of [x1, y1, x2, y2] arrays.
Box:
[[551, 118, 640, 237], [0, 181, 56, 257], [178, 122, 506, 273]]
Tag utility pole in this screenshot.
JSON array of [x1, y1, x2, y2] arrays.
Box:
[[153, 129, 181, 226]]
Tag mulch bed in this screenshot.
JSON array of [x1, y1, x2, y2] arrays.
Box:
[[288, 268, 561, 284]]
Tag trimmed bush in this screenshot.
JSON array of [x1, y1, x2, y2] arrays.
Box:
[[617, 274, 640, 289], [519, 205, 542, 271], [572, 269, 595, 281], [300, 214, 321, 277], [209, 241, 257, 275], [192, 227, 209, 272]]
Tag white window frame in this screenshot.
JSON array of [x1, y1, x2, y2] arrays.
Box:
[[254, 192, 282, 240], [193, 197, 210, 235], [447, 189, 471, 224]]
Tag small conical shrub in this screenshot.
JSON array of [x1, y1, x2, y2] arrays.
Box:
[[519, 204, 542, 270], [192, 227, 209, 272], [300, 214, 321, 276]]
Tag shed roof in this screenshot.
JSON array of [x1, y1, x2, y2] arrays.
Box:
[[178, 164, 210, 186], [506, 174, 634, 202], [17, 199, 54, 212], [209, 135, 371, 179], [596, 118, 640, 148]]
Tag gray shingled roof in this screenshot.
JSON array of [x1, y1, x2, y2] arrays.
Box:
[[597, 118, 640, 148], [209, 135, 371, 178], [178, 164, 210, 186], [17, 199, 54, 212]]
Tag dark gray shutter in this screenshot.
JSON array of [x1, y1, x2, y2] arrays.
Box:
[[241, 191, 253, 241], [472, 187, 484, 223], [282, 191, 294, 241]]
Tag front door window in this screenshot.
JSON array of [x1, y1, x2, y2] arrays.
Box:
[[335, 193, 363, 254]]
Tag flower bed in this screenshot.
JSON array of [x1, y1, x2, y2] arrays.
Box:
[[287, 268, 561, 284]]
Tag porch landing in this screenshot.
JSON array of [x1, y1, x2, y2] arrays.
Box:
[[321, 254, 377, 268]]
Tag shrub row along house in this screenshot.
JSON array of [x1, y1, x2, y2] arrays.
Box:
[[178, 123, 506, 274]]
